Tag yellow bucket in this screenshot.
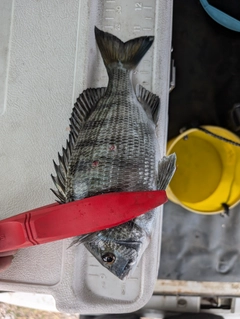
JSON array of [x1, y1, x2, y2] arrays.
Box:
[[167, 126, 240, 214]]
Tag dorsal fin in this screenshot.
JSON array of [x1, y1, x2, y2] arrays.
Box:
[[51, 87, 106, 203], [136, 84, 160, 124]]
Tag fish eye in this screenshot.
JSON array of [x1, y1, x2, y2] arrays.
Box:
[[101, 252, 116, 264]]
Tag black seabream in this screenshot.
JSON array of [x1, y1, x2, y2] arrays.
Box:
[[52, 27, 176, 280]]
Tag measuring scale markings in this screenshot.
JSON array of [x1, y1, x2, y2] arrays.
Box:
[[89, 264, 99, 267], [134, 3, 152, 10], [103, 0, 155, 90], [86, 249, 142, 300], [104, 1, 154, 32], [84, 0, 156, 301], [121, 283, 126, 295], [135, 2, 142, 10]]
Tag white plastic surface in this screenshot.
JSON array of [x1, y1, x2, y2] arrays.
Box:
[[0, 0, 13, 115], [0, 292, 57, 312], [0, 0, 173, 313]]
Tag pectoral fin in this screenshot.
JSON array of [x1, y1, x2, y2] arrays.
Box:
[[157, 153, 176, 190]]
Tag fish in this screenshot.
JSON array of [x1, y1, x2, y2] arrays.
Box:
[[51, 27, 176, 280]]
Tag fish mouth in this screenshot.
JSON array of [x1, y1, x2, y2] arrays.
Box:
[[118, 258, 138, 280], [115, 240, 143, 280]]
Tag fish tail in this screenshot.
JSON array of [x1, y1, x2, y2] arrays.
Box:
[[95, 26, 154, 69], [157, 154, 177, 190]]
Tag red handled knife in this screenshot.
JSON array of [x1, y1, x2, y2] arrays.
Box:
[[0, 190, 167, 252]]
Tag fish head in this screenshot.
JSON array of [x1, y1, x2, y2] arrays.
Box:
[[83, 222, 149, 280]]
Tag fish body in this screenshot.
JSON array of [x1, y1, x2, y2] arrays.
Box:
[[52, 27, 176, 280]]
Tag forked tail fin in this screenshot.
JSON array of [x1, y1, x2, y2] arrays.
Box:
[[95, 27, 154, 70]]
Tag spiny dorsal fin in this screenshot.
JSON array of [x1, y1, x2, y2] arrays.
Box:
[[51, 87, 106, 203], [136, 84, 160, 125], [70, 87, 106, 138]]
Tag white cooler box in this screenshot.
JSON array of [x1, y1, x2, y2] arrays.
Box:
[[0, 0, 173, 314]]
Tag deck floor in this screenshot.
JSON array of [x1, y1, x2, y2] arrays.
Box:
[[159, 0, 240, 282]]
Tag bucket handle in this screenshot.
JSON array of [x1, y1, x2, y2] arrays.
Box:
[[197, 126, 240, 147], [197, 126, 240, 216]]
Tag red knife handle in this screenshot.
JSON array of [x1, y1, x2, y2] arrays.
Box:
[[0, 190, 167, 252], [0, 203, 59, 252]]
